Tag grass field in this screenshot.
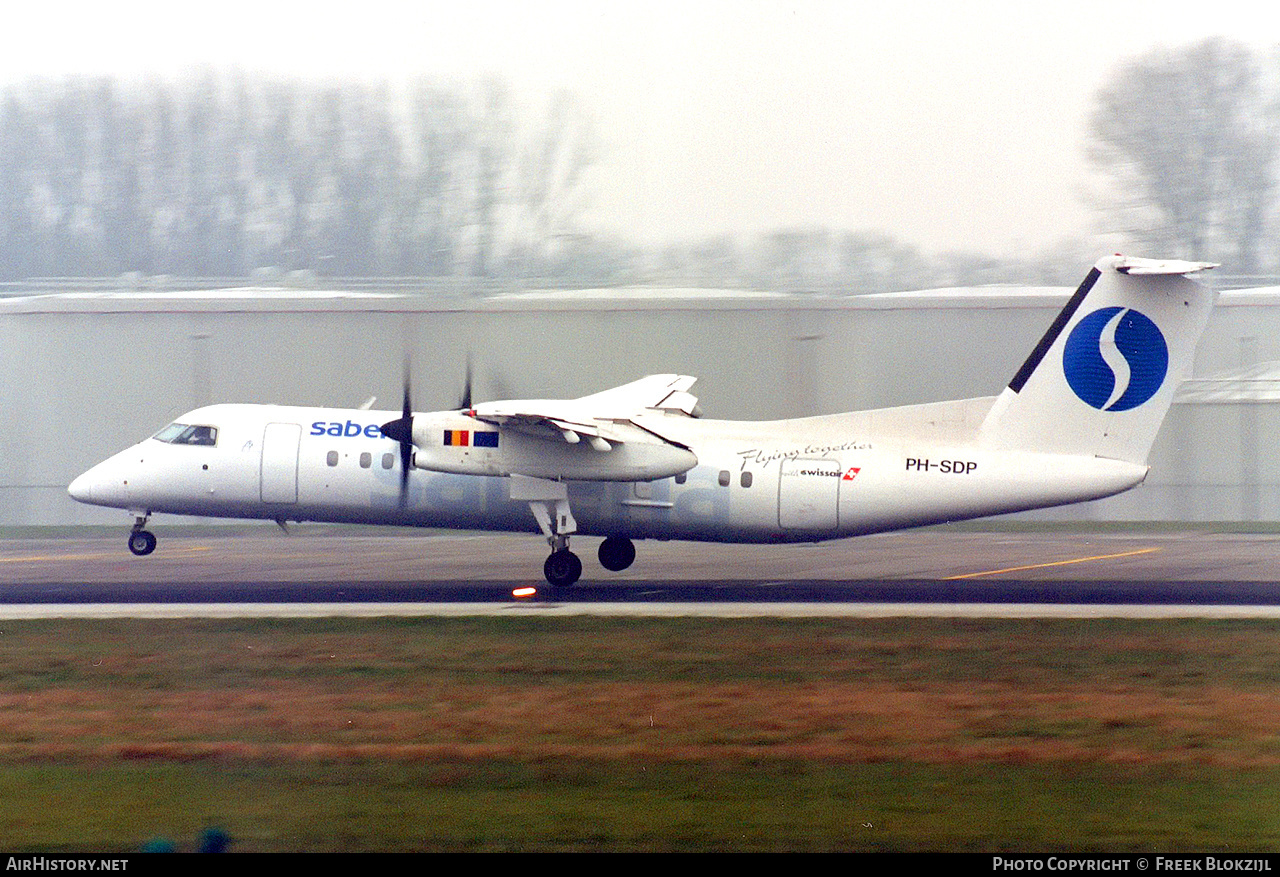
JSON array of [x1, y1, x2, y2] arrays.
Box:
[[1, 615, 1279, 851]]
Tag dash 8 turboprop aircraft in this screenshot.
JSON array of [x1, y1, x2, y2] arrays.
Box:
[[70, 255, 1217, 586]]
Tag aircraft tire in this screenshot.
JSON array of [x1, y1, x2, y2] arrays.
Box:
[[128, 530, 157, 556], [598, 536, 636, 572], [544, 549, 582, 587]]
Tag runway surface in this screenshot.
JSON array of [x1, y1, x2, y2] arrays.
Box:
[[2, 527, 1280, 617]]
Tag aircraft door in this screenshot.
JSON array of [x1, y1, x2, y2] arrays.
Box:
[[778, 458, 840, 530], [260, 422, 301, 504]]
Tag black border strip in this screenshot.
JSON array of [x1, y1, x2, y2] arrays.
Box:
[[1006, 266, 1100, 394]]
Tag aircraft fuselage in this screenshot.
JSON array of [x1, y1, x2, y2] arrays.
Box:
[[72, 401, 1147, 545]]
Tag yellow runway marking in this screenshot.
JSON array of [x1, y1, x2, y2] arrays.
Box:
[[0, 546, 213, 564], [944, 547, 1161, 580]]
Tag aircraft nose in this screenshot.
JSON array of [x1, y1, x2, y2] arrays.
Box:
[[68, 462, 127, 507], [67, 470, 96, 503]]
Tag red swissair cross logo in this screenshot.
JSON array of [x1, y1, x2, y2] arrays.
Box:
[[842, 467, 861, 481]]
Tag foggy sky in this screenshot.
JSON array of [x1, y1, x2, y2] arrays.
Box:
[[5, 0, 1280, 255]]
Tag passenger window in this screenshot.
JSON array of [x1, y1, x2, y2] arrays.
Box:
[[382, 453, 395, 470], [326, 450, 339, 467], [718, 470, 730, 487], [740, 471, 752, 488], [359, 452, 372, 469]]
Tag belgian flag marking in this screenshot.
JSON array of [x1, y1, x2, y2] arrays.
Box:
[[445, 430, 499, 448]]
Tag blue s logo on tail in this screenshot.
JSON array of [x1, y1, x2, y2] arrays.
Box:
[[1062, 307, 1168, 411]]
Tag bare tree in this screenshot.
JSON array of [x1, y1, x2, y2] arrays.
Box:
[[506, 89, 596, 279], [1088, 38, 1280, 272]]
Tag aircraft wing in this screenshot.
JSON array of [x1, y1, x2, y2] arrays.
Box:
[[573, 374, 700, 415], [468, 374, 700, 447]]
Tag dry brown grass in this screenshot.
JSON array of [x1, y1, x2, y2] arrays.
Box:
[[0, 617, 1276, 765]]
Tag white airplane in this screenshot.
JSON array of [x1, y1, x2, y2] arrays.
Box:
[[69, 255, 1217, 587]]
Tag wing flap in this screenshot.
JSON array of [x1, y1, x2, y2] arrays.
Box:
[[472, 411, 623, 444]]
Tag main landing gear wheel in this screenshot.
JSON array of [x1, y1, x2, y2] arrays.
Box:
[[128, 530, 157, 556], [598, 536, 636, 572], [544, 549, 583, 587]]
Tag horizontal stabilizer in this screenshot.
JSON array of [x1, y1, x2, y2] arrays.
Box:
[[1113, 257, 1218, 276]]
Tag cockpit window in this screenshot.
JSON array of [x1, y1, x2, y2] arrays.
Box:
[[153, 423, 218, 446]]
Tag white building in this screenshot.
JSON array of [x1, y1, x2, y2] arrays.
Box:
[[2, 281, 1275, 527]]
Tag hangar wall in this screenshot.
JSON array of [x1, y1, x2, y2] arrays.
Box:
[[1, 284, 1274, 527]]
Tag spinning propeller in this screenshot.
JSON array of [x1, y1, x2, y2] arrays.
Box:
[[378, 358, 475, 507]]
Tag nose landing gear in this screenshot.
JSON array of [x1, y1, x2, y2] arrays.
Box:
[[128, 514, 157, 556]]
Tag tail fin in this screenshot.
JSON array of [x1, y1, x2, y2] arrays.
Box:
[[978, 255, 1217, 464]]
